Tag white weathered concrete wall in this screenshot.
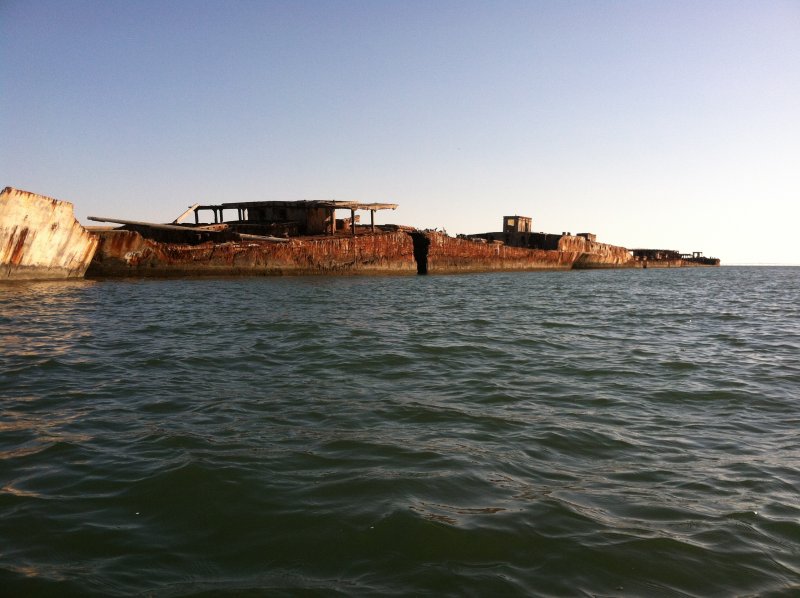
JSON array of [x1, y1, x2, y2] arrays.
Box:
[[0, 187, 99, 280]]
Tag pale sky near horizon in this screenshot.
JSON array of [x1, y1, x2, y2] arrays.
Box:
[[2, 1, 798, 264]]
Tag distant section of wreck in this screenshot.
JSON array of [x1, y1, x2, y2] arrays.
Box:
[[86, 203, 719, 277], [462, 215, 632, 269], [463, 215, 720, 269], [0, 187, 99, 280], [629, 248, 721, 267]]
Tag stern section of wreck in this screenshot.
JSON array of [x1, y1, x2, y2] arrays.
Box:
[[1, 187, 99, 280]]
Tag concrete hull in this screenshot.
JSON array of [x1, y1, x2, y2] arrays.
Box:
[[86, 229, 419, 277], [561, 236, 634, 269], [1, 187, 99, 280], [422, 232, 581, 273], [86, 229, 657, 277]]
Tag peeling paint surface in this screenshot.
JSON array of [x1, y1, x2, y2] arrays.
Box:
[[0, 187, 99, 280]]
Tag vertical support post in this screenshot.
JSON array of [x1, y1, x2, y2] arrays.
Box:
[[330, 208, 336, 235], [194, 210, 199, 225], [371, 210, 375, 233], [351, 209, 356, 236]]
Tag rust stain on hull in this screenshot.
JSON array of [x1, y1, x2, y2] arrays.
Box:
[[1, 187, 99, 280], [9, 227, 29, 265]]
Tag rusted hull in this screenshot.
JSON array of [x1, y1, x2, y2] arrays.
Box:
[[1, 187, 99, 281], [561, 236, 634, 269], [86, 230, 419, 277], [422, 232, 643, 273], [423, 232, 581, 273], [87, 229, 654, 277]]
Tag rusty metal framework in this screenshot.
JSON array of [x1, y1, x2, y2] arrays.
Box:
[[189, 200, 398, 236], [193, 200, 398, 212]]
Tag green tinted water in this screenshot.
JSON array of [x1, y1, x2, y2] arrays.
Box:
[[1, 268, 799, 595]]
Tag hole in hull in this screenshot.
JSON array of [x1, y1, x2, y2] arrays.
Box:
[[410, 232, 430, 275]]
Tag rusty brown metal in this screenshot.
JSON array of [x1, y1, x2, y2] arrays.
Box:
[[86, 229, 420, 277]]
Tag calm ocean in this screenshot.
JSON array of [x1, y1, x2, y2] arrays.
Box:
[[1, 267, 798, 596]]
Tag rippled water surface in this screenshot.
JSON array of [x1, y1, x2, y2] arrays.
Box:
[[1, 267, 799, 596]]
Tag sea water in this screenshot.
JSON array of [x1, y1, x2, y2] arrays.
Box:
[[1, 267, 798, 596]]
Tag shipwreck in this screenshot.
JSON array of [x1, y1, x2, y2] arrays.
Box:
[[85, 199, 719, 277], [0, 186, 719, 281]]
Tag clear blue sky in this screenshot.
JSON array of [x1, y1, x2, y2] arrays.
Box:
[[2, 0, 798, 264]]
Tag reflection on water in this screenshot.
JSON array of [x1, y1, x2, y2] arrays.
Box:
[[0, 410, 92, 461], [1, 280, 97, 358]]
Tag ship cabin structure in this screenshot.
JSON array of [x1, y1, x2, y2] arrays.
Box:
[[473, 215, 598, 251], [189, 200, 398, 238], [503, 215, 531, 234]]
